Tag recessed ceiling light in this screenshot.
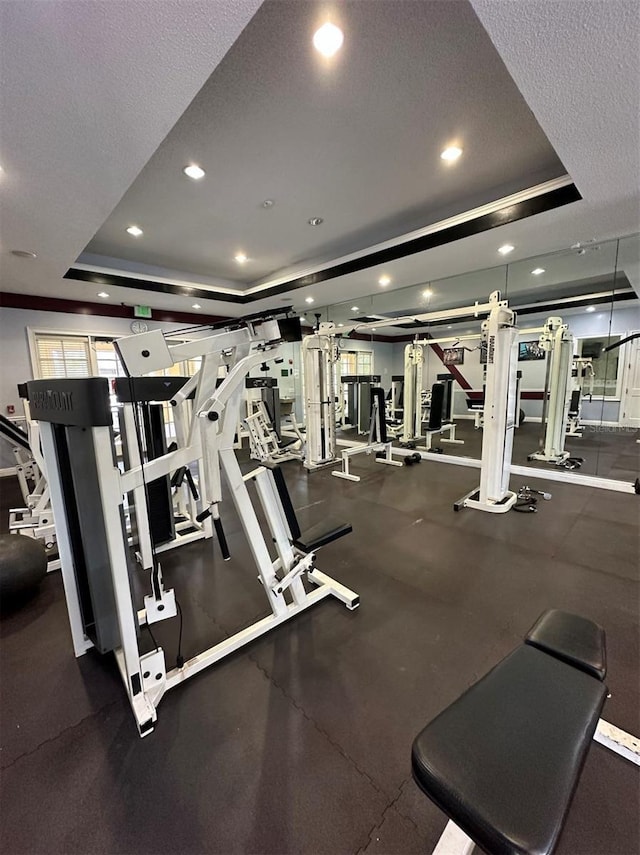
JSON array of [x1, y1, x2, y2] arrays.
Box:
[[351, 306, 359, 311], [183, 164, 205, 180], [192, 303, 201, 309], [379, 275, 391, 286], [235, 252, 248, 264], [10, 249, 37, 258], [447, 325, 452, 329], [126, 225, 143, 237], [338, 323, 344, 327], [423, 288, 433, 297], [262, 199, 274, 208], [586, 306, 596, 312], [305, 296, 314, 304], [440, 146, 463, 162], [308, 217, 324, 226], [97, 291, 110, 298], [498, 244, 515, 255], [371, 328, 377, 332], [531, 267, 545, 275], [313, 22, 344, 57]]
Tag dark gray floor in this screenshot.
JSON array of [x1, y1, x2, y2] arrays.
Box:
[[371, 418, 640, 482], [1, 456, 639, 855]]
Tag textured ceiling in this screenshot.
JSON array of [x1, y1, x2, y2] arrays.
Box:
[[0, 0, 263, 296], [82, 0, 566, 286], [0, 0, 638, 322]]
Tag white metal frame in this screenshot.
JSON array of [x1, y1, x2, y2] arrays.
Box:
[[528, 317, 573, 464], [332, 391, 402, 482], [244, 399, 303, 464], [118, 399, 209, 572], [42, 315, 358, 736], [301, 331, 340, 470], [455, 296, 518, 513]]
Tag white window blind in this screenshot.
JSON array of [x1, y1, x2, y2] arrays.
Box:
[[35, 334, 91, 379]]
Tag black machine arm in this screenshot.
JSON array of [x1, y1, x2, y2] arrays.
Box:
[[603, 332, 640, 352]]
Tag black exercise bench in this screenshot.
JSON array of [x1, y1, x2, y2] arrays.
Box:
[[269, 463, 352, 552], [412, 610, 608, 855]]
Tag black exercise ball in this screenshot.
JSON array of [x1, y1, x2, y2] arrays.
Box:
[[0, 534, 47, 608]]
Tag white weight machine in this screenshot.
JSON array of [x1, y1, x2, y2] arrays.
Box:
[[114, 376, 211, 572], [301, 329, 341, 470], [32, 310, 358, 736], [454, 294, 519, 513], [302, 292, 520, 513], [332, 387, 403, 482], [528, 317, 584, 469], [566, 357, 594, 437], [402, 346, 464, 451], [1, 407, 58, 566]]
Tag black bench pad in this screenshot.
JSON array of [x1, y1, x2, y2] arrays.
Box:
[[294, 521, 352, 552], [411, 645, 606, 855], [525, 609, 607, 681]]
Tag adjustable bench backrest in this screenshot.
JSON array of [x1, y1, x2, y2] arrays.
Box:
[[268, 464, 352, 552], [412, 610, 608, 855]]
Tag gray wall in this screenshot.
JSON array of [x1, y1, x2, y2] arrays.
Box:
[[0, 308, 215, 468]]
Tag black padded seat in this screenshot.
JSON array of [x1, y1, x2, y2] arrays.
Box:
[[525, 609, 607, 681], [267, 463, 352, 553], [411, 645, 606, 855], [293, 521, 353, 552]]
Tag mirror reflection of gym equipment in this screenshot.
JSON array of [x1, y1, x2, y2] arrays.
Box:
[[2, 5, 639, 852]]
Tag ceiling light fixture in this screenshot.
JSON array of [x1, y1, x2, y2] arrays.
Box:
[[183, 164, 205, 180], [371, 328, 377, 332], [305, 296, 314, 304], [313, 22, 344, 57], [586, 306, 596, 313], [338, 323, 344, 327], [423, 288, 433, 297], [498, 244, 514, 256], [98, 291, 110, 299], [308, 217, 324, 226], [531, 267, 545, 275], [378, 275, 391, 286], [440, 145, 463, 162], [235, 252, 248, 264], [126, 225, 143, 237], [351, 306, 359, 311], [192, 303, 201, 309], [10, 249, 37, 258]]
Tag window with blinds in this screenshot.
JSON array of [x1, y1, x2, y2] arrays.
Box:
[[35, 334, 91, 379]]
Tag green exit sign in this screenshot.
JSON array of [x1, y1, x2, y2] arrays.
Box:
[[134, 305, 152, 319]]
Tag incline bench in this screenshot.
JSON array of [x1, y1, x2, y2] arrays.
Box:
[[412, 610, 613, 855], [268, 463, 353, 553]]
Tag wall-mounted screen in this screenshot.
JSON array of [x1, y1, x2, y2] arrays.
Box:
[[442, 347, 465, 365], [518, 340, 546, 361]]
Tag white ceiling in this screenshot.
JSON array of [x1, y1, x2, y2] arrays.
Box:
[[0, 0, 262, 298], [1, 0, 638, 322], [82, 0, 564, 286]]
